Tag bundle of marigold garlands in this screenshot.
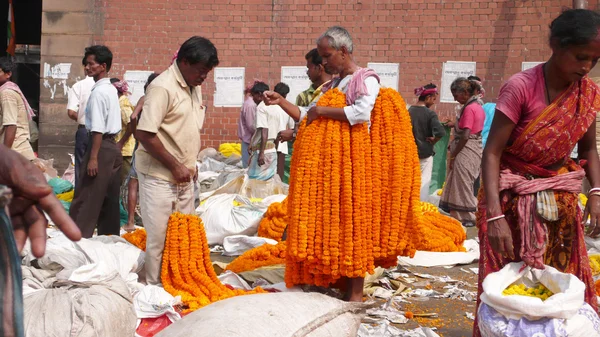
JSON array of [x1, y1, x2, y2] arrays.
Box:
[[257, 200, 288, 242], [282, 87, 430, 288], [161, 212, 264, 312]]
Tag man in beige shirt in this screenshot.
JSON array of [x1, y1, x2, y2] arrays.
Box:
[[0, 58, 35, 161], [135, 36, 219, 285]]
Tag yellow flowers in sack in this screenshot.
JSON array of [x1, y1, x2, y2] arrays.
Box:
[[56, 189, 74, 202], [589, 254, 600, 276], [218, 143, 242, 158], [502, 283, 554, 301]]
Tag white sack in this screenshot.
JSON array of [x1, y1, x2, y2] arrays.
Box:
[[134, 285, 181, 330], [480, 262, 586, 321], [156, 292, 367, 337], [222, 235, 278, 256], [23, 273, 137, 337], [199, 194, 265, 245]]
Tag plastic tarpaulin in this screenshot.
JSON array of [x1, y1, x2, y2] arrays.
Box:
[[429, 125, 451, 194]]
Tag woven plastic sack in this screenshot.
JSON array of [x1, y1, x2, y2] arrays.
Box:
[[156, 292, 367, 337]]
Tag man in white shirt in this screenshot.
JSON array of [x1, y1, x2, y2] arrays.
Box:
[[69, 45, 122, 238], [67, 57, 95, 190], [249, 82, 294, 180]]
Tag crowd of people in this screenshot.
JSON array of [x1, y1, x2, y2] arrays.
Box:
[[2, 7, 600, 337]]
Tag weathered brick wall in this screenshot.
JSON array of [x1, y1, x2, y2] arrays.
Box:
[[92, 0, 595, 150]]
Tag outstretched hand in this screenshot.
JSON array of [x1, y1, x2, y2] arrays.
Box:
[[263, 91, 283, 106], [0, 146, 81, 257]]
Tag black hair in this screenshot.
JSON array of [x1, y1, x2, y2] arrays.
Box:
[[176, 36, 219, 68], [467, 75, 481, 82], [144, 72, 160, 92], [110, 78, 120, 84], [550, 9, 600, 48], [250, 81, 269, 95], [451, 77, 477, 96], [274, 82, 290, 98], [305, 48, 323, 66], [418, 83, 437, 101], [84, 45, 113, 72], [0, 57, 15, 74], [81, 56, 87, 66]]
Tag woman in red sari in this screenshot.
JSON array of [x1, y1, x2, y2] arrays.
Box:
[[475, 9, 600, 336]]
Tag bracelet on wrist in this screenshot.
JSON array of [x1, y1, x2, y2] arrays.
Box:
[[487, 214, 505, 223], [589, 187, 600, 195]]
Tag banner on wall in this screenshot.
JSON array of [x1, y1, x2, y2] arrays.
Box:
[[440, 61, 477, 103], [280, 66, 311, 104], [213, 67, 245, 107]]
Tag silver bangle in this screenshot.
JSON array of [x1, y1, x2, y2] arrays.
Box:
[[487, 214, 505, 223]]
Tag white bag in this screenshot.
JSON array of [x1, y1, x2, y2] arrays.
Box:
[[222, 235, 278, 256], [155, 292, 367, 337], [133, 285, 181, 335], [199, 194, 265, 245], [480, 262, 586, 321]]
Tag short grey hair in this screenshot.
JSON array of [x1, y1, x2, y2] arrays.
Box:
[[316, 26, 354, 53]]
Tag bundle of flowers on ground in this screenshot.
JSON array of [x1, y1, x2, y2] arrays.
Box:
[[161, 212, 265, 312], [257, 200, 287, 242], [413, 202, 466, 252], [284, 87, 422, 288], [226, 241, 287, 274], [122, 228, 147, 251]]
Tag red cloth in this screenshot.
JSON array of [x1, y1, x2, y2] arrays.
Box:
[[322, 67, 380, 105], [473, 74, 600, 337]]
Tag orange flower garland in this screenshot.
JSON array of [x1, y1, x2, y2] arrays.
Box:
[[257, 200, 288, 242], [122, 228, 147, 251], [225, 241, 287, 274], [161, 212, 265, 312], [413, 202, 467, 252], [284, 86, 431, 288]]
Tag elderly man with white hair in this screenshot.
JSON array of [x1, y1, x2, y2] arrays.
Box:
[[264, 26, 381, 302]]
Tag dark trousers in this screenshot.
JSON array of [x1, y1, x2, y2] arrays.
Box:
[[70, 135, 123, 238], [74, 126, 89, 192]]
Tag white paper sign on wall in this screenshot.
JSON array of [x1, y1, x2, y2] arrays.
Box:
[[213, 67, 245, 107], [280, 66, 311, 104], [522, 62, 543, 71], [123, 70, 155, 106], [440, 61, 477, 103], [367, 62, 399, 91]]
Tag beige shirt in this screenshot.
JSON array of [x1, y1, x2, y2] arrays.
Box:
[[135, 63, 205, 183], [0, 89, 35, 160]]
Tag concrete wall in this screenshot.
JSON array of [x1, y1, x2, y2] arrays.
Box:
[[39, 0, 102, 169]]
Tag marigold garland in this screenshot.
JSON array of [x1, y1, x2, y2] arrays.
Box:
[[225, 241, 287, 274], [257, 200, 287, 242], [161, 212, 265, 312], [414, 202, 467, 252], [284, 86, 423, 288], [122, 228, 147, 251]]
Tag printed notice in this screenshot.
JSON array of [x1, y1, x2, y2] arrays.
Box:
[[440, 61, 477, 103], [522, 62, 543, 71], [123, 70, 155, 106], [43, 63, 72, 80], [281, 66, 311, 104], [367, 63, 399, 91], [213, 67, 245, 107]]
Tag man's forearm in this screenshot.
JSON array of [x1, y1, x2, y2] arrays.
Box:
[[318, 107, 349, 122], [3, 125, 17, 148], [259, 128, 267, 155], [136, 130, 180, 170], [89, 132, 103, 160], [67, 109, 78, 122]]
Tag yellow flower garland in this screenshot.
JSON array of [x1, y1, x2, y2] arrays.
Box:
[[161, 212, 265, 312], [122, 228, 147, 251], [225, 241, 287, 274]]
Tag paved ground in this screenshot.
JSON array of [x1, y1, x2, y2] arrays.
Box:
[[374, 227, 479, 337]]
